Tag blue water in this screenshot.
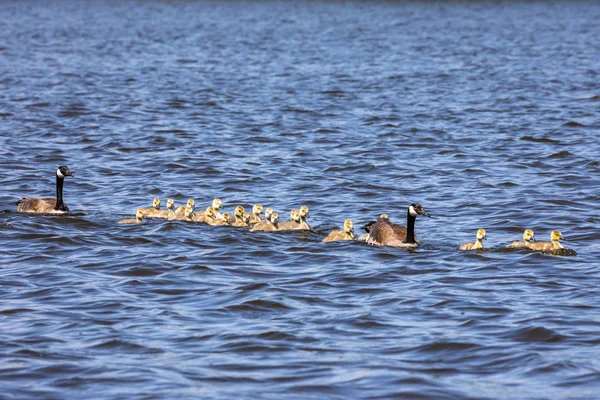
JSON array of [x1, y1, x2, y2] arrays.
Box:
[[1, 1, 600, 399]]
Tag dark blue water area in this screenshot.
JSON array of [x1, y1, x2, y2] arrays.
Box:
[[1, 1, 600, 399]]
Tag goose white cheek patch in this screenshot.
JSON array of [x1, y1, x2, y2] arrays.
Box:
[[409, 206, 417, 217], [56, 168, 65, 178]]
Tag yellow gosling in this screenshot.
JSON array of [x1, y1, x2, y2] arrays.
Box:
[[119, 208, 145, 224], [529, 230, 565, 251], [249, 204, 264, 225], [459, 228, 486, 251], [323, 219, 355, 242], [506, 229, 535, 249], [251, 212, 279, 232]]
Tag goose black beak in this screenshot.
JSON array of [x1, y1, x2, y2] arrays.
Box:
[[421, 210, 431, 217]]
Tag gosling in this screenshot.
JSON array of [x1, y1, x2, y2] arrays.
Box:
[[323, 219, 355, 242], [231, 212, 251, 227], [248, 204, 264, 225], [298, 205, 311, 230], [506, 229, 535, 249], [229, 206, 246, 225], [213, 212, 231, 226], [277, 209, 301, 231], [141, 198, 162, 218], [528, 230, 565, 251], [459, 228, 486, 250], [119, 208, 145, 224], [251, 212, 280, 232]]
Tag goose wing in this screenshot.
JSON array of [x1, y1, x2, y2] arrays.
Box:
[[367, 222, 406, 247], [16, 198, 61, 213]]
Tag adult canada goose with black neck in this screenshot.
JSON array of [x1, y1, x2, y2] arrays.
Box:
[[17, 166, 74, 214], [366, 203, 431, 248]]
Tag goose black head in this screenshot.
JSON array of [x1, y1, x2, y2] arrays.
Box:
[[408, 203, 430, 217], [362, 221, 376, 233], [56, 166, 74, 179]]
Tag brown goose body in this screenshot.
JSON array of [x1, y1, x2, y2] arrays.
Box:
[[367, 203, 430, 248]]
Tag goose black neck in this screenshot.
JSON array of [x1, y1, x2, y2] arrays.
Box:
[[55, 175, 65, 210], [404, 209, 416, 243]]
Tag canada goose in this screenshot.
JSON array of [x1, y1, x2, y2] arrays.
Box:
[[229, 206, 246, 225], [366, 203, 431, 248], [248, 204, 264, 225], [16, 166, 74, 214], [277, 209, 301, 231], [323, 219, 355, 242], [119, 208, 144, 224], [141, 198, 162, 218], [213, 212, 231, 226], [528, 230, 565, 251], [232, 212, 251, 227], [298, 205, 311, 230], [459, 228, 486, 250], [506, 229, 535, 249], [357, 215, 386, 241], [250, 212, 279, 232]]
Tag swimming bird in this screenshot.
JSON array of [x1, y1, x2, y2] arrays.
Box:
[[506, 229, 535, 249], [264, 207, 273, 221], [119, 208, 144, 224], [277, 209, 302, 230], [459, 228, 486, 250], [357, 215, 386, 241], [195, 206, 220, 225], [229, 206, 246, 225], [298, 205, 311, 230], [528, 230, 565, 251], [141, 198, 162, 218], [250, 212, 279, 232], [213, 212, 231, 226], [172, 199, 195, 219], [232, 212, 251, 227], [152, 198, 174, 219], [366, 203, 431, 248], [17, 166, 74, 214], [323, 219, 355, 242], [248, 204, 264, 225]]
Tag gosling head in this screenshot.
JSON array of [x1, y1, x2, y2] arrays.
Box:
[[234, 205, 245, 218], [152, 197, 160, 210], [551, 230, 564, 242], [264, 208, 273, 220], [184, 206, 195, 218], [135, 208, 144, 220], [252, 204, 264, 216], [289, 209, 300, 223], [212, 198, 223, 210], [344, 219, 354, 235], [166, 198, 175, 210], [220, 212, 230, 223], [205, 206, 216, 219], [242, 212, 251, 224], [56, 165, 74, 179], [186, 199, 195, 210], [408, 203, 431, 217], [299, 205, 310, 219], [270, 212, 279, 225], [524, 229, 535, 242], [476, 228, 487, 241]]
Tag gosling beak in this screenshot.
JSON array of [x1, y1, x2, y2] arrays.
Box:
[[561, 236, 566, 241]]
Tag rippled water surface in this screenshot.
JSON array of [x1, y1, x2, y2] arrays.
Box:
[[1, 1, 600, 399]]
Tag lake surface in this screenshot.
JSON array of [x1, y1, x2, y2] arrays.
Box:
[[1, 1, 599, 399]]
